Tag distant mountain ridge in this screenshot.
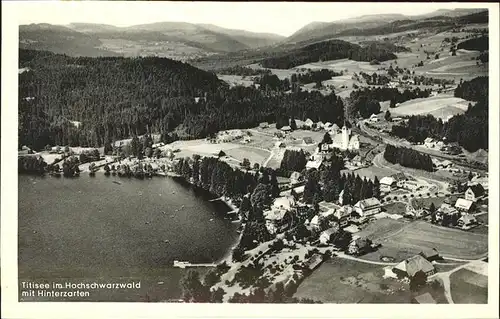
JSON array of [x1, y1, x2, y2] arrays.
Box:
[[285, 8, 488, 45], [19, 21, 286, 58]]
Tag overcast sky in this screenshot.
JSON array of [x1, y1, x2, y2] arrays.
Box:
[[14, 1, 487, 37]]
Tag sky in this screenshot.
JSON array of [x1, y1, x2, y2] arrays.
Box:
[[12, 1, 488, 37]]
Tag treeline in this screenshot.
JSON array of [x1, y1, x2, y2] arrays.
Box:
[[384, 145, 434, 172], [260, 40, 397, 69], [19, 49, 345, 151], [216, 66, 272, 76], [454, 76, 488, 101], [295, 69, 343, 85], [457, 36, 488, 52], [347, 87, 431, 118], [302, 152, 381, 207], [357, 72, 390, 86], [18, 156, 47, 175]]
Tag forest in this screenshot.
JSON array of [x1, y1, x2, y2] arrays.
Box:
[[216, 65, 272, 76], [457, 36, 488, 52], [383, 144, 434, 172], [295, 69, 343, 85], [19, 49, 345, 151], [390, 77, 488, 152], [259, 40, 397, 69]]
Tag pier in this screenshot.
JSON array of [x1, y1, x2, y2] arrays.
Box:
[[173, 260, 217, 268]]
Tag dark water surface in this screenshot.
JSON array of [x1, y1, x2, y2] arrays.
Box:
[[18, 174, 238, 301]]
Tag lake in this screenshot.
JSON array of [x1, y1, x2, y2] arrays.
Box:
[[18, 174, 239, 301]]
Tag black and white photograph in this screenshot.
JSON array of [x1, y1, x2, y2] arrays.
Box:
[[2, 1, 499, 318]]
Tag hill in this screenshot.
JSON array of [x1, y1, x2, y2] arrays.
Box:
[[18, 49, 224, 150], [20, 22, 285, 60], [260, 39, 397, 69], [284, 9, 488, 46]]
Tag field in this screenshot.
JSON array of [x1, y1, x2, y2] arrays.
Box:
[[217, 74, 255, 87], [449, 268, 488, 303], [390, 95, 470, 120], [382, 202, 408, 215], [223, 146, 271, 166], [342, 165, 394, 182], [357, 219, 487, 261], [293, 257, 411, 303]]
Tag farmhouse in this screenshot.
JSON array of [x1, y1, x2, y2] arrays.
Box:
[[406, 200, 428, 219], [458, 214, 477, 230], [436, 203, 458, 222], [316, 121, 325, 129], [304, 118, 314, 128], [380, 176, 396, 192], [437, 160, 453, 169], [455, 198, 474, 213], [259, 122, 269, 129], [393, 255, 435, 278], [275, 141, 286, 148], [465, 184, 485, 202], [424, 137, 435, 148], [281, 126, 292, 132], [354, 197, 381, 217], [306, 158, 323, 170]]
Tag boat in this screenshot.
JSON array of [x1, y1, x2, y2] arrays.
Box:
[[163, 239, 170, 243], [112, 181, 121, 185], [209, 218, 214, 222]]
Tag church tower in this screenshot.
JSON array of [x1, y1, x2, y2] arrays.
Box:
[[341, 125, 349, 149]]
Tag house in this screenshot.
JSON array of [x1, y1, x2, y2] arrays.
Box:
[[330, 123, 340, 133], [437, 160, 453, 169], [380, 176, 396, 192], [334, 205, 353, 227], [454, 198, 474, 213], [281, 125, 292, 132], [369, 114, 379, 122], [290, 171, 302, 185], [393, 255, 435, 278], [406, 200, 428, 219], [392, 117, 403, 122], [424, 137, 435, 148], [347, 236, 372, 256], [354, 197, 381, 217], [303, 137, 314, 145], [419, 248, 441, 262], [436, 203, 458, 222], [264, 209, 294, 234], [273, 196, 296, 210], [324, 122, 333, 130], [465, 184, 485, 202], [319, 225, 341, 245], [152, 142, 165, 148], [412, 292, 437, 304], [458, 214, 477, 230], [242, 136, 252, 144], [259, 122, 269, 129], [302, 254, 324, 271], [316, 121, 325, 129], [350, 155, 363, 167], [304, 118, 314, 128], [306, 158, 323, 170]]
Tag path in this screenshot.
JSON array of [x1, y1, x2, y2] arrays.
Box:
[[335, 252, 397, 266]]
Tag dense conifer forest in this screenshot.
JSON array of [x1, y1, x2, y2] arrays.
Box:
[[260, 40, 398, 69], [19, 49, 345, 150]]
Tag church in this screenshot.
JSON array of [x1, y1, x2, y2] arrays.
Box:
[[326, 125, 360, 151]]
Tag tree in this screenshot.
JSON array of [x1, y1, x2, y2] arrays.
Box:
[[145, 147, 153, 158], [253, 163, 260, 170], [290, 116, 297, 130], [410, 271, 428, 291], [270, 171, 280, 198], [204, 269, 221, 288], [322, 132, 332, 144], [385, 110, 392, 122], [210, 288, 225, 303], [153, 148, 162, 159], [468, 171, 474, 181], [180, 270, 210, 302], [250, 183, 272, 215], [241, 158, 251, 169]]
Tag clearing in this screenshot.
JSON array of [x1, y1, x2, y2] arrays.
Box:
[[449, 268, 487, 303], [390, 95, 470, 120]]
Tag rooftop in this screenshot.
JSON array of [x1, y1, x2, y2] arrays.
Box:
[[455, 198, 473, 210]]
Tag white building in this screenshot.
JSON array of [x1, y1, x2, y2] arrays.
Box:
[[465, 184, 485, 202], [327, 126, 360, 151], [380, 177, 396, 193], [264, 196, 296, 234], [354, 198, 381, 217], [455, 198, 474, 213], [304, 118, 314, 128], [319, 225, 340, 245]]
